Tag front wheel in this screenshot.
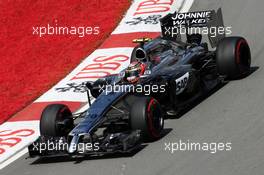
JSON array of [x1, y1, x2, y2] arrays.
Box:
[[216, 37, 251, 79], [40, 104, 74, 137], [130, 97, 164, 141]]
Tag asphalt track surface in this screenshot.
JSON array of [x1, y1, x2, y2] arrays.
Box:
[[2, 0, 264, 174]]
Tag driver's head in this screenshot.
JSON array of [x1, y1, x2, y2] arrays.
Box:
[[125, 61, 146, 83]]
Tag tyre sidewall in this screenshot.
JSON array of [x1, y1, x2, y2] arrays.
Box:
[[130, 97, 164, 141], [216, 37, 251, 79]]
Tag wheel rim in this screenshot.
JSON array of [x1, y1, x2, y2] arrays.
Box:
[[236, 40, 251, 71], [147, 99, 164, 138], [56, 107, 73, 136]]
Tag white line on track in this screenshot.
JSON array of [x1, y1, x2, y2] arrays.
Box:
[[0, 148, 28, 170]]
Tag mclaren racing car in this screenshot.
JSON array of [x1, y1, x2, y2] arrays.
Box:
[[28, 8, 251, 157]]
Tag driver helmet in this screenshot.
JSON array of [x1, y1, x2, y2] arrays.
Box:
[[125, 61, 146, 83]]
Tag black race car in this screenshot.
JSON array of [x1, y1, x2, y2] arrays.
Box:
[[28, 9, 251, 157]]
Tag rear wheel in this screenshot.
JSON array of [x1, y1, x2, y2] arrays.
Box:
[[130, 97, 164, 141], [40, 104, 74, 137], [216, 37, 251, 79]]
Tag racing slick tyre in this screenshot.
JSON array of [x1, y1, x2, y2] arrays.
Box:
[[40, 104, 74, 137], [130, 97, 164, 141], [216, 37, 251, 79]]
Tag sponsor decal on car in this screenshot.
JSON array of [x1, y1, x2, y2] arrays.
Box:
[[175, 72, 189, 95]]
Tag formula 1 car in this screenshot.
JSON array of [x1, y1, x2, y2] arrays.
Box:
[[28, 8, 251, 157]]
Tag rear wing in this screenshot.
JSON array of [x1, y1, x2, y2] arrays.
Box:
[[160, 8, 225, 48]]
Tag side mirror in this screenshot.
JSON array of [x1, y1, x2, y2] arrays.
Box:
[[86, 79, 106, 99], [84, 81, 94, 106], [85, 81, 93, 90]]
